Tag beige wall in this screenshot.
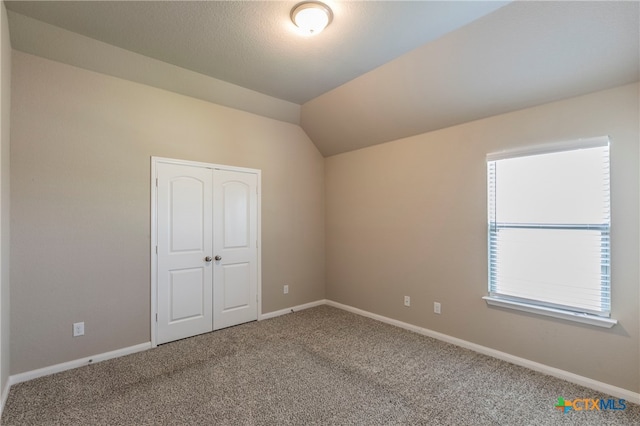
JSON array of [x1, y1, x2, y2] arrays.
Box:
[[7, 43, 639, 396], [0, 1, 11, 398], [8, 11, 301, 126], [10, 51, 325, 374], [325, 83, 639, 393]]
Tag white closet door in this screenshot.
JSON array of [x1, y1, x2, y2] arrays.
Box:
[[156, 163, 213, 344], [212, 169, 258, 330]]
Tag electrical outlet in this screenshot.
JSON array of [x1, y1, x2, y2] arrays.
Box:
[[284, 285, 289, 294], [73, 322, 85, 337], [434, 302, 441, 314], [404, 296, 410, 307]]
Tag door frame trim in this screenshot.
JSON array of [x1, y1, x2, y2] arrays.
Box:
[[150, 156, 262, 348]]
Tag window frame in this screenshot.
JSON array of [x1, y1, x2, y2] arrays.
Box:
[[483, 136, 617, 328]]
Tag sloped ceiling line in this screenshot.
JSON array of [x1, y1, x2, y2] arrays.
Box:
[[5, 1, 639, 157]]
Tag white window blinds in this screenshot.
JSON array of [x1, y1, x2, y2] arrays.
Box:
[[487, 137, 610, 316]]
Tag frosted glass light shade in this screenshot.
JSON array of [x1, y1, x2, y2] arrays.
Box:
[[291, 2, 333, 35]]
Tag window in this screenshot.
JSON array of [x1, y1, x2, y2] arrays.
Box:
[[484, 137, 616, 328]]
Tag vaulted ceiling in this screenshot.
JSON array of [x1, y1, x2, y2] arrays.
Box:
[[5, 1, 640, 157]]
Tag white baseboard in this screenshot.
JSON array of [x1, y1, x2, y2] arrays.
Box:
[[325, 300, 640, 405], [9, 342, 151, 386], [11, 299, 329, 388], [0, 377, 9, 418], [260, 299, 327, 320], [6, 301, 639, 407]]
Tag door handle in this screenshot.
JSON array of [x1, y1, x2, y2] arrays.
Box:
[[205, 256, 212, 262], [214, 255, 222, 261]]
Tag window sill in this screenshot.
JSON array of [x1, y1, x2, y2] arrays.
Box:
[[482, 296, 617, 328]]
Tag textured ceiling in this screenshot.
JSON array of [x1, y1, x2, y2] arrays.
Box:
[[4, 0, 508, 104], [302, 1, 640, 156], [5, 1, 639, 157]]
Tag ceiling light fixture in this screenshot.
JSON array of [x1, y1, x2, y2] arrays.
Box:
[[291, 1, 333, 35]]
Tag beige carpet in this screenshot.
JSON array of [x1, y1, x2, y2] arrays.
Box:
[[2, 305, 638, 425]]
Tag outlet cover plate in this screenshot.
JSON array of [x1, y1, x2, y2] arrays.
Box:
[[73, 322, 85, 337]]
